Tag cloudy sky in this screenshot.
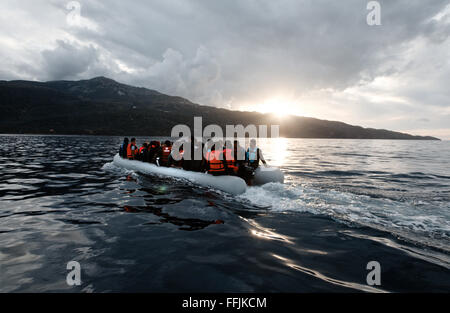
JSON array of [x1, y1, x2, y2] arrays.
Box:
[[1, 0, 449, 138]]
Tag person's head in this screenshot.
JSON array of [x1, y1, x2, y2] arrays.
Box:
[[131, 138, 136, 144], [250, 138, 256, 148], [165, 140, 171, 146], [209, 140, 216, 151], [143, 142, 148, 148], [225, 140, 233, 150], [124, 137, 129, 143]]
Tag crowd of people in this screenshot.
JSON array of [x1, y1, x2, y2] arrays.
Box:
[[118, 137, 267, 183]]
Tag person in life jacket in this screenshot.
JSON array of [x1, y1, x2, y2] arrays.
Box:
[[191, 137, 204, 172], [205, 140, 228, 176], [138, 142, 148, 162], [246, 138, 267, 169], [147, 140, 161, 163], [200, 139, 212, 172], [127, 138, 138, 160], [170, 141, 185, 168], [233, 139, 247, 175], [223, 140, 238, 175], [119, 137, 129, 158], [233, 140, 246, 164], [158, 140, 172, 166], [182, 136, 203, 172]]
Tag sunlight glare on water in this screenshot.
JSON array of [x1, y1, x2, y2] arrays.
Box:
[[0, 135, 449, 292]]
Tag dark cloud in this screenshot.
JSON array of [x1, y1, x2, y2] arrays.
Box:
[[41, 40, 99, 80], [0, 0, 449, 137]]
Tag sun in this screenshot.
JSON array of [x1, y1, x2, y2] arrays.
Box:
[[258, 97, 297, 118]]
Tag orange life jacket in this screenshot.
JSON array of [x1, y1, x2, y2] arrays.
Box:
[[127, 143, 137, 159], [223, 148, 238, 172], [206, 150, 226, 173], [161, 145, 172, 163]]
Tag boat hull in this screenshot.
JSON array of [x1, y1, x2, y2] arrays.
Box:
[[113, 154, 248, 195]]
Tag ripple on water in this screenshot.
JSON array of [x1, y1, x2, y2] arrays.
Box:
[[1, 135, 450, 292]]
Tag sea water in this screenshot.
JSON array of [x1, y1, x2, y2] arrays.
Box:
[[0, 135, 449, 292]]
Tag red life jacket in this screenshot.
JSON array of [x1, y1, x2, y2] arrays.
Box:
[[161, 145, 172, 163], [206, 150, 225, 174], [223, 148, 238, 172], [150, 141, 160, 150], [139, 146, 145, 154]]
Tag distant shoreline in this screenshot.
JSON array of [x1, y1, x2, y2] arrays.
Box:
[[0, 133, 442, 141], [0, 77, 441, 141]]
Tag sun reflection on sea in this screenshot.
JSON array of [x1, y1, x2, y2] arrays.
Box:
[[256, 137, 288, 167]]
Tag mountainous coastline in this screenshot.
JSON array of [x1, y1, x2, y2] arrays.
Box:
[[0, 77, 440, 140]]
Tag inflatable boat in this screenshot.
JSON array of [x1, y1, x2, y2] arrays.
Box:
[[112, 154, 284, 195]]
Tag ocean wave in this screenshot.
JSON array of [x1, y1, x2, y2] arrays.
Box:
[[238, 182, 450, 254]]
